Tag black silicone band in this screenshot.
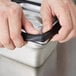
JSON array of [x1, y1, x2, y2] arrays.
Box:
[[21, 17, 61, 43], [12, 0, 41, 6]]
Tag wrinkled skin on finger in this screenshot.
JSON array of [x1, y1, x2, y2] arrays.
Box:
[[0, 1, 39, 50], [41, 0, 76, 43]]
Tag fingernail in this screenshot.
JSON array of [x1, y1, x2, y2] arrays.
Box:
[[17, 41, 26, 48], [29, 28, 40, 34], [42, 20, 53, 33], [32, 30, 40, 34], [6, 42, 15, 50], [51, 39, 55, 41], [15, 38, 26, 48], [51, 37, 57, 41]]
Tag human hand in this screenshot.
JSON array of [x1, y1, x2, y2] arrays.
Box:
[[41, 0, 76, 43], [0, 1, 39, 50]]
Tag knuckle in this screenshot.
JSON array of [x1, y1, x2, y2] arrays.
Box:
[[40, 7, 45, 15], [0, 11, 6, 17], [67, 26, 73, 32], [60, 4, 67, 12], [9, 5, 22, 14], [2, 39, 11, 45], [9, 8, 17, 14], [11, 33, 19, 41], [60, 37, 65, 41]]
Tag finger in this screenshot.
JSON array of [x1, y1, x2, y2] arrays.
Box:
[[67, 0, 76, 28], [50, 0, 73, 41], [22, 13, 39, 34], [59, 1, 76, 43], [63, 0, 76, 27], [8, 6, 25, 48], [40, 0, 53, 33], [59, 30, 76, 43], [0, 13, 15, 50]]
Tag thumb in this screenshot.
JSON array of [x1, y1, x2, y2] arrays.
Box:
[[40, 0, 53, 33], [22, 13, 39, 34]]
